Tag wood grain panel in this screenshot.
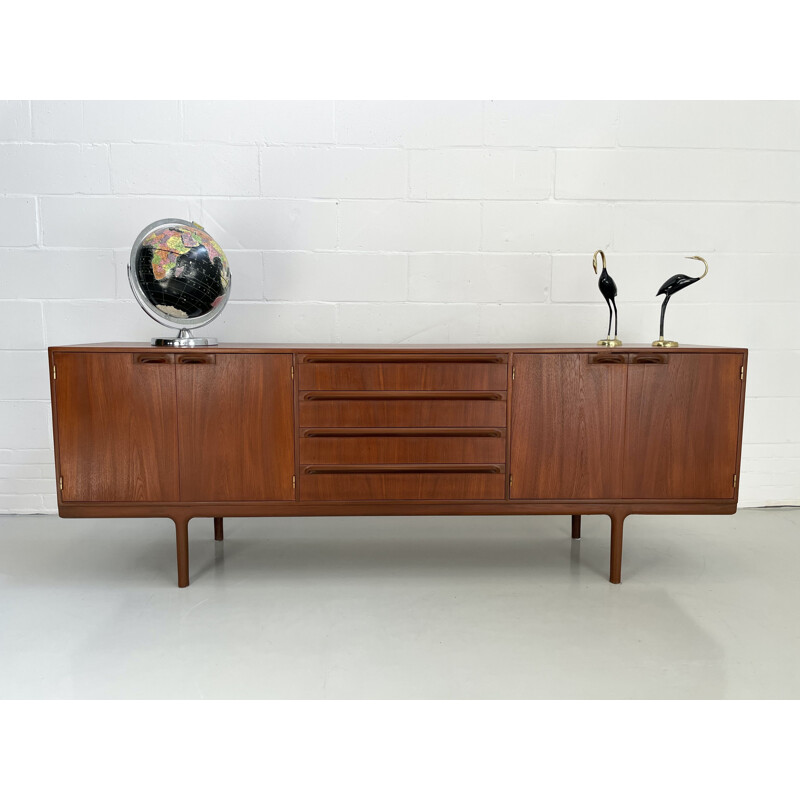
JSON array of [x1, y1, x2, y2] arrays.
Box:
[[299, 471, 506, 501], [510, 353, 627, 499], [300, 433, 506, 464], [298, 362, 508, 390], [54, 353, 179, 502], [299, 398, 507, 427], [623, 353, 742, 499], [177, 354, 295, 501]]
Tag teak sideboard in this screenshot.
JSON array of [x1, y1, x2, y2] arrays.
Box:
[[47, 343, 748, 587]]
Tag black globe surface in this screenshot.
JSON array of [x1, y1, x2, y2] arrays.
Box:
[[129, 220, 231, 328]]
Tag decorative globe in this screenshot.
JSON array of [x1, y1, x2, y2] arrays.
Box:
[[128, 218, 231, 346]]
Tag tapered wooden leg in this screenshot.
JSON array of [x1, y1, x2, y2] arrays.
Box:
[[609, 513, 625, 584], [214, 517, 224, 541], [175, 518, 190, 588], [571, 515, 581, 539]]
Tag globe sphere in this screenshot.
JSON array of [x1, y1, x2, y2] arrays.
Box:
[[128, 218, 231, 332]]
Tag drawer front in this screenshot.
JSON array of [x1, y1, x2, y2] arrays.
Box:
[[298, 360, 508, 391], [298, 395, 507, 428], [299, 468, 506, 501], [299, 430, 507, 464]]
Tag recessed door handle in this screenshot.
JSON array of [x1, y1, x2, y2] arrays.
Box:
[[303, 464, 504, 475], [133, 353, 174, 365], [301, 391, 504, 401], [588, 353, 628, 365], [176, 354, 216, 365], [300, 355, 506, 364], [631, 354, 668, 365], [301, 427, 504, 438]]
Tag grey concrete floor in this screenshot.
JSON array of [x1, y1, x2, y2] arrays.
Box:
[[0, 509, 798, 699]]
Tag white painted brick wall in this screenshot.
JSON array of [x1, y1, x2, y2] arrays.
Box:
[[613, 203, 800, 253], [225, 251, 264, 301], [199, 198, 338, 250], [183, 101, 335, 144], [409, 149, 554, 200], [0, 198, 38, 246], [111, 144, 260, 196], [1, 250, 116, 299], [0, 301, 45, 349], [485, 101, 619, 147], [0, 100, 797, 511], [338, 200, 482, 251], [40, 197, 193, 247], [618, 101, 800, 150], [261, 146, 407, 199], [0, 144, 110, 195], [266, 253, 408, 302], [335, 101, 483, 147], [408, 254, 550, 303], [0, 101, 31, 140], [31, 101, 183, 143], [0, 352, 50, 400], [482, 202, 612, 252], [556, 149, 800, 202]]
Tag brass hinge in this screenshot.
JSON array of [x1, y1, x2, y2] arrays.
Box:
[[509, 474, 513, 487], [292, 475, 296, 489], [59, 476, 63, 491], [52, 364, 56, 380], [291, 365, 294, 380], [733, 474, 737, 489], [740, 366, 744, 381], [512, 366, 516, 381]]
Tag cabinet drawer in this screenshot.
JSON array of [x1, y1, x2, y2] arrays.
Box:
[[298, 393, 507, 428], [299, 429, 507, 464], [299, 466, 506, 501], [298, 358, 508, 391]]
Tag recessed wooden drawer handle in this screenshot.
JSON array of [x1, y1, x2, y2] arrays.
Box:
[[176, 354, 216, 365], [302, 427, 504, 438], [631, 354, 668, 365], [588, 353, 627, 365], [303, 464, 504, 475], [301, 355, 506, 364], [301, 391, 504, 401], [133, 353, 174, 365]]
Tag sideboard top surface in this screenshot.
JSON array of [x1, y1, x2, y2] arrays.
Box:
[[49, 342, 748, 354]]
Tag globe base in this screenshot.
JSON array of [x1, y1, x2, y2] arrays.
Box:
[[152, 328, 218, 347], [151, 336, 218, 347]]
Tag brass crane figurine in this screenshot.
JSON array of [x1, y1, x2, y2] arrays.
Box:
[[593, 249, 621, 347], [652, 255, 709, 347]]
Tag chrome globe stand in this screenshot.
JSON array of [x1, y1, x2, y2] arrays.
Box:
[[152, 328, 218, 348]]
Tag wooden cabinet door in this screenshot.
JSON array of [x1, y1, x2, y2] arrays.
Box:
[[176, 354, 295, 501], [510, 353, 627, 499], [623, 353, 743, 499], [53, 353, 179, 502]]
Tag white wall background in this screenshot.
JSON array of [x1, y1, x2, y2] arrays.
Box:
[[0, 100, 798, 512]]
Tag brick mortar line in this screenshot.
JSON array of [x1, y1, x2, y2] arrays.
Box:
[[8, 140, 800, 153], [7, 195, 800, 206]]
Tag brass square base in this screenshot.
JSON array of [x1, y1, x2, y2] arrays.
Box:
[[652, 336, 679, 348], [597, 337, 623, 347]]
